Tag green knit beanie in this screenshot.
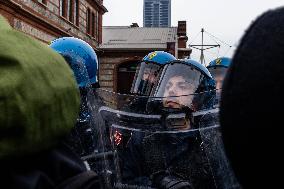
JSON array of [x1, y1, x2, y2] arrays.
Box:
[[0, 15, 80, 159]]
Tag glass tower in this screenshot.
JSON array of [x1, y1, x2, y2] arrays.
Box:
[[144, 0, 171, 27]]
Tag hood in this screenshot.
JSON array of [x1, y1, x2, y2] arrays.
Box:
[[0, 15, 80, 159]]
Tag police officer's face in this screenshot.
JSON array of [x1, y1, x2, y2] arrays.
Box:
[[143, 68, 156, 83], [163, 76, 196, 109], [215, 75, 224, 91], [210, 67, 227, 95], [213, 73, 226, 97]]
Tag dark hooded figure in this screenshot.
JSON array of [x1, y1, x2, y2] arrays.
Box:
[[220, 7, 284, 189]]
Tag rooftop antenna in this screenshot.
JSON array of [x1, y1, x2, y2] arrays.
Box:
[[189, 28, 220, 65]]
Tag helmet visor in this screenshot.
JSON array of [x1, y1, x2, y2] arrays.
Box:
[[131, 61, 162, 96], [151, 62, 205, 110], [208, 67, 228, 90]]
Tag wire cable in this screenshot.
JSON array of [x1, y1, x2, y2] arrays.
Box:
[[188, 31, 201, 45], [204, 30, 232, 48]]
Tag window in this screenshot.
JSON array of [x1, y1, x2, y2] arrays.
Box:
[[87, 8, 91, 34], [60, 0, 79, 25], [91, 12, 95, 37], [86, 8, 99, 39]]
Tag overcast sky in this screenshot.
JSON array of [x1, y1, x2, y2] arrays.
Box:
[[103, 0, 283, 63]]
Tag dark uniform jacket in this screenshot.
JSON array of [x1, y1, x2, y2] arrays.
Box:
[[120, 131, 215, 189], [0, 142, 101, 189]]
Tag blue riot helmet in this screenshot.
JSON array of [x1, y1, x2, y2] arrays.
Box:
[[149, 59, 216, 114], [50, 37, 98, 156], [131, 51, 176, 96], [208, 57, 231, 68], [207, 57, 231, 90], [50, 37, 98, 88]]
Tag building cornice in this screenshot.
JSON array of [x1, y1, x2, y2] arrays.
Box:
[[87, 0, 108, 13], [1, 0, 70, 37]]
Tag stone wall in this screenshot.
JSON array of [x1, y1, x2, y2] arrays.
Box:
[[0, 0, 105, 47]]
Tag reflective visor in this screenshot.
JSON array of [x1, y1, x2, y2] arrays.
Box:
[[150, 62, 205, 110], [208, 67, 228, 90], [131, 61, 162, 96]]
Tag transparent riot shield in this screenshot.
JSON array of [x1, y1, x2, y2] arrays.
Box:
[[95, 89, 241, 189], [198, 109, 241, 189]]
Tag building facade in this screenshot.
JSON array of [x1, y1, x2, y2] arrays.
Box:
[[144, 0, 171, 27], [0, 0, 107, 48], [98, 21, 191, 93]]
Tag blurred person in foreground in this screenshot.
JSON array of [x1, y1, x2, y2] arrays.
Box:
[[0, 15, 100, 188], [220, 6, 284, 189]]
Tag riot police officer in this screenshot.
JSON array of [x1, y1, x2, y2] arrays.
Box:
[[207, 57, 231, 105], [131, 51, 177, 96], [118, 59, 217, 189], [124, 51, 177, 115], [50, 37, 100, 157], [111, 51, 177, 157]]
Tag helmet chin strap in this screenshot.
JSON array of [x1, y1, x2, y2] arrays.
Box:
[[158, 105, 194, 131]]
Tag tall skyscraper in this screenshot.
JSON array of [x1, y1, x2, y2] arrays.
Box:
[[144, 0, 171, 27]]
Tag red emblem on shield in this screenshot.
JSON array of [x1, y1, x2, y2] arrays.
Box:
[[113, 130, 122, 146]]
